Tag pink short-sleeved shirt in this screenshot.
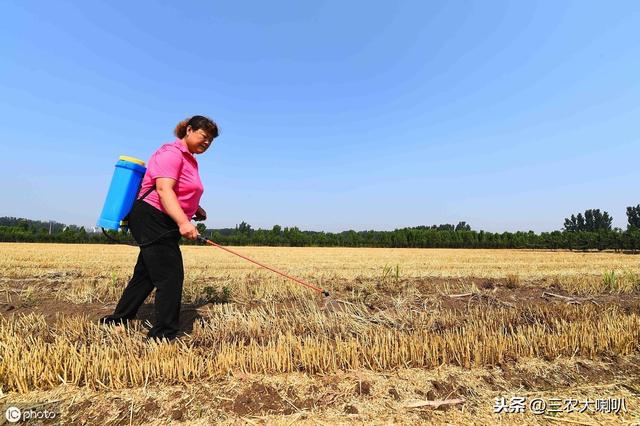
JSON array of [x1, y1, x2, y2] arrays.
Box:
[[138, 139, 204, 219]]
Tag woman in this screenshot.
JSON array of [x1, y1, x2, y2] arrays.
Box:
[[100, 115, 219, 341]]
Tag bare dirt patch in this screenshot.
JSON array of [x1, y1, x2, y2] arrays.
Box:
[[225, 382, 289, 416]]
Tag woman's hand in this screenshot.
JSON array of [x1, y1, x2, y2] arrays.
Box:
[[156, 177, 199, 240], [179, 221, 200, 240], [193, 206, 207, 221]]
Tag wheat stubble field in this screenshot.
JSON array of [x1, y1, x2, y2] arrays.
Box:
[[1, 243, 639, 425]]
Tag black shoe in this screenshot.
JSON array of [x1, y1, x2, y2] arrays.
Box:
[[98, 316, 129, 327], [145, 330, 185, 343], [146, 335, 176, 343]]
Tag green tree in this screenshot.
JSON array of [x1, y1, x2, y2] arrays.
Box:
[[564, 209, 611, 232], [584, 209, 612, 232], [627, 205, 640, 230], [236, 221, 253, 235], [455, 221, 471, 231]]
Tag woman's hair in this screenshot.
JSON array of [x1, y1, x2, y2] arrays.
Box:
[[174, 115, 219, 139]]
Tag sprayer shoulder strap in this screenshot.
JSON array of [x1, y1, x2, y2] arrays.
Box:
[[138, 147, 185, 201], [138, 185, 156, 201]]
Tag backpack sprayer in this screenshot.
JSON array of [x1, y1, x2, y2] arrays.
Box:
[[97, 156, 330, 298], [97, 156, 147, 232]]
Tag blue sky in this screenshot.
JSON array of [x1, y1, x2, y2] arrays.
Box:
[[1, 1, 638, 233]]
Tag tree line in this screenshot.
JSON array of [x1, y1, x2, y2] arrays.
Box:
[[1, 205, 639, 251]]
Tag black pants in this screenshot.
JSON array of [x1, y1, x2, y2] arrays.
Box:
[[101, 200, 183, 339]]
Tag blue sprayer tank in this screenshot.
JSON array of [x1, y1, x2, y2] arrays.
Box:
[[97, 156, 147, 230]]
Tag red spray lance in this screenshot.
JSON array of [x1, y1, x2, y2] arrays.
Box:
[[196, 235, 330, 297]]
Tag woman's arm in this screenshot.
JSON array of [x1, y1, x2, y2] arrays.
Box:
[[155, 177, 199, 240]]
